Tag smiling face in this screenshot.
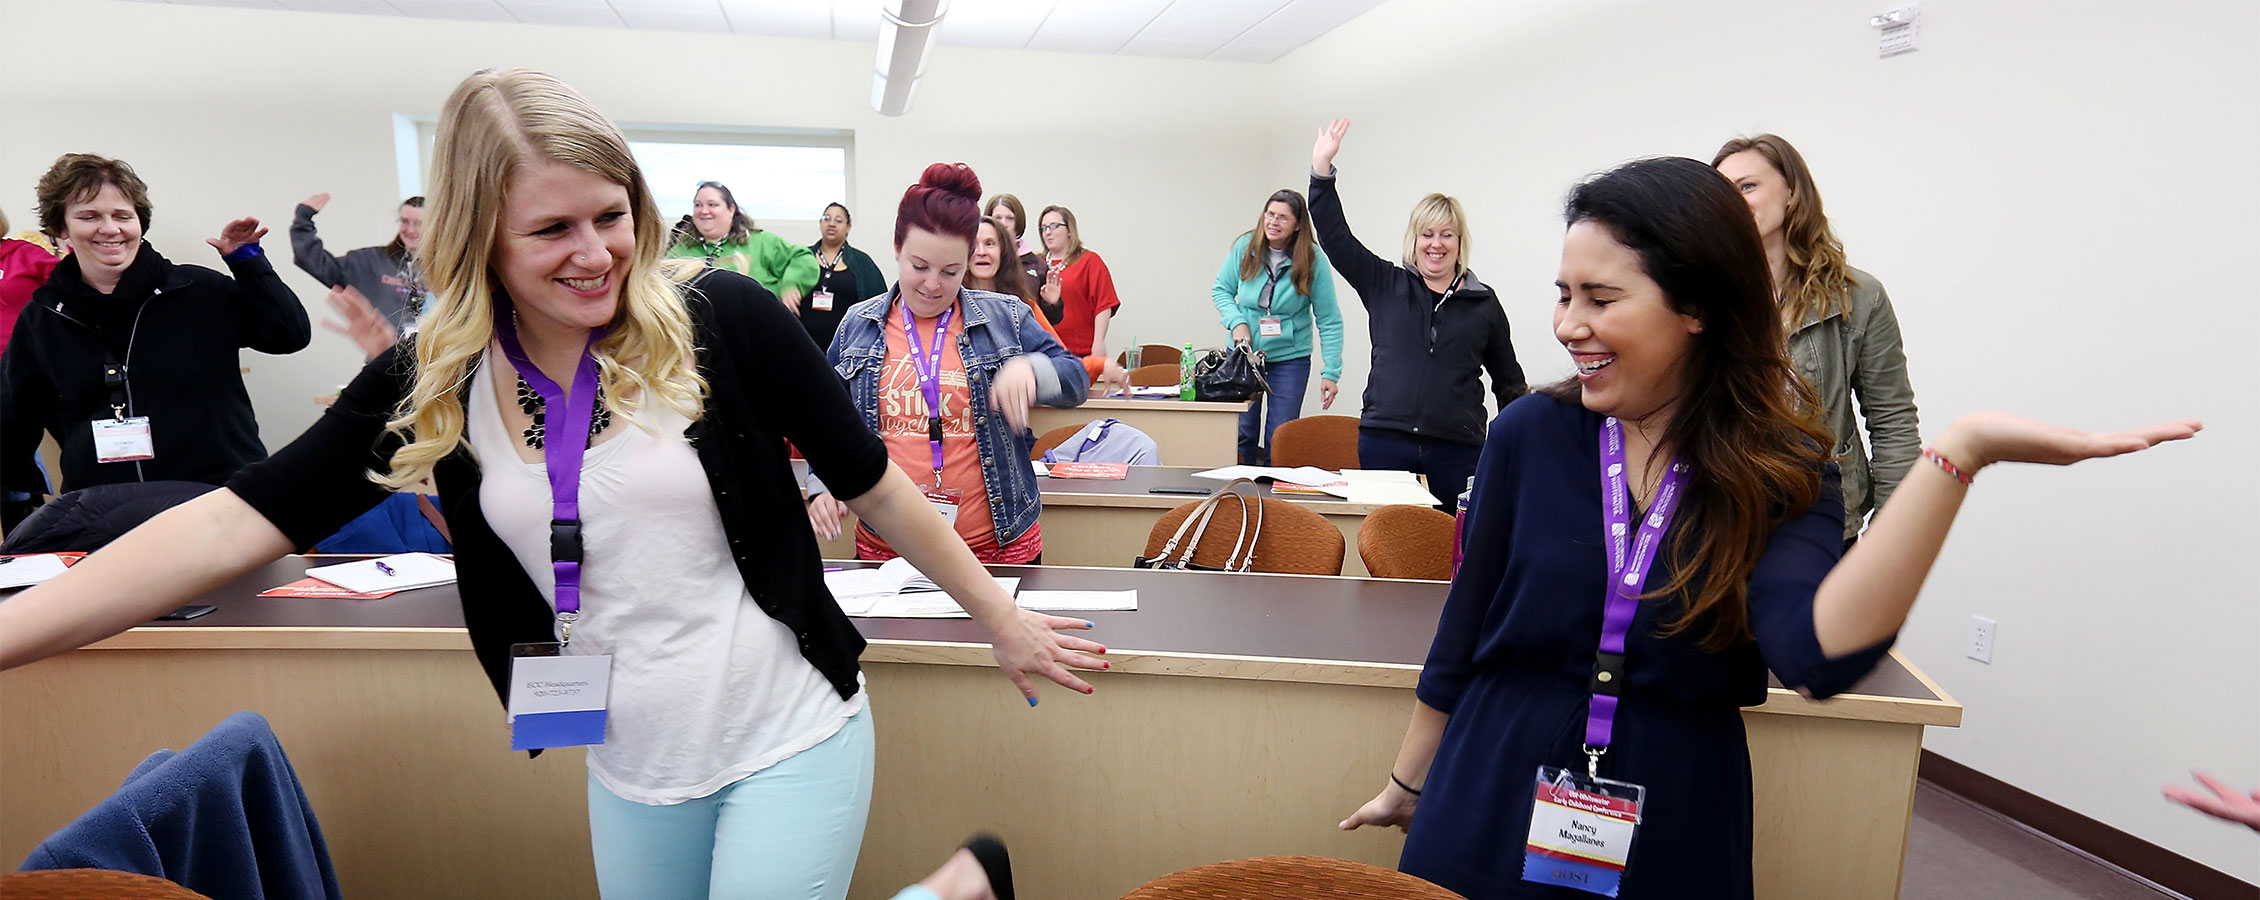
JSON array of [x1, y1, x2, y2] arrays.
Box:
[[491, 160, 636, 342], [64, 183, 143, 277], [690, 185, 732, 242], [895, 225, 968, 318], [1038, 210, 1069, 256], [1715, 149, 1791, 242], [398, 203, 425, 254], [1261, 200, 1298, 248], [970, 221, 1005, 283], [1413, 222, 1459, 281], [1554, 220, 1703, 424]]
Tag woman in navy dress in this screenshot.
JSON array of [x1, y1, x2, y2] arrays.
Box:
[[1335, 157, 2200, 899]]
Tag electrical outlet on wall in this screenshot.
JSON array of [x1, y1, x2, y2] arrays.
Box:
[[1967, 616, 1996, 664]]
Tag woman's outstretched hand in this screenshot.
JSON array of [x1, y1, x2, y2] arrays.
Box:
[[1935, 412, 2201, 473], [989, 610, 1108, 705]]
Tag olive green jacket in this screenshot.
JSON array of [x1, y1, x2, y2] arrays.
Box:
[[1789, 267, 1921, 539]]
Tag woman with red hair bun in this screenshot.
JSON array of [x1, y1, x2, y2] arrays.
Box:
[[806, 163, 1090, 564]]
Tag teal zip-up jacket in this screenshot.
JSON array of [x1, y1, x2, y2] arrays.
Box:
[[1209, 233, 1344, 380]]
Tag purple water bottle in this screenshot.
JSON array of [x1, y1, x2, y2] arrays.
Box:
[[1451, 476, 1474, 577]]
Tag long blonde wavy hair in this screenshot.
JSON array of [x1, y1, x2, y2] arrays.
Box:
[[1712, 134, 1853, 328], [377, 68, 707, 489]]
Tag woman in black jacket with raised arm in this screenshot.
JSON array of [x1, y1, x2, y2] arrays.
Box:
[[1307, 118, 1523, 508]]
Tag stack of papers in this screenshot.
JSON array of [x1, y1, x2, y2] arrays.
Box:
[[303, 553, 458, 593], [258, 578, 401, 600], [1126, 385, 1181, 398], [1044, 462, 1130, 480], [0, 553, 82, 590], [1337, 469, 1444, 507], [1192, 465, 1352, 498]]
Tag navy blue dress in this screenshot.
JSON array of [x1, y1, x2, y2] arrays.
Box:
[[1400, 394, 1895, 899]]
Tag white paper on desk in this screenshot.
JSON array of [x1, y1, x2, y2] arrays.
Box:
[[1192, 465, 1343, 486], [304, 553, 457, 593], [1127, 385, 1179, 398], [0, 554, 71, 589], [1016, 590, 1137, 612], [1030, 461, 1050, 477], [1338, 470, 1443, 507]]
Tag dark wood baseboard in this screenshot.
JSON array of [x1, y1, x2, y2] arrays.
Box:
[[1918, 750, 2258, 900]]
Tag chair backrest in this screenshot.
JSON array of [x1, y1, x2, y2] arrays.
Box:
[[1031, 425, 1085, 461], [1119, 855, 1467, 900], [1357, 504, 1458, 580], [1118, 344, 1182, 368], [0, 870, 217, 899], [1142, 496, 1343, 575], [1128, 364, 1181, 387], [1268, 415, 1361, 471]]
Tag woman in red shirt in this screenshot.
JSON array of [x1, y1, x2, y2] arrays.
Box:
[[1035, 205, 1120, 359]]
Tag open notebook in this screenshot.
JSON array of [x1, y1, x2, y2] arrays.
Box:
[[823, 559, 1022, 618]]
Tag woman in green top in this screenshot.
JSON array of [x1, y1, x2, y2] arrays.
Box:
[[667, 180, 820, 312], [1210, 188, 1344, 466]]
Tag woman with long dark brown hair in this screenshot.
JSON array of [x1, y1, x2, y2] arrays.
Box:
[[1715, 134, 1920, 545], [1336, 157, 2197, 899], [1210, 188, 1342, 465]]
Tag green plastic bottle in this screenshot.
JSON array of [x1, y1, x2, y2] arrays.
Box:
[[1179, 343, 1196, 401]]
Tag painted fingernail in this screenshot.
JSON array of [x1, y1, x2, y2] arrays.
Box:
[[1027, 697, 1038, 707], [1101, 661, 1111, 669], [1085, 621, 1095, 628]]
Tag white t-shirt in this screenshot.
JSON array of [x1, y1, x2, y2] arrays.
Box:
[[468, 352, 864, 805]]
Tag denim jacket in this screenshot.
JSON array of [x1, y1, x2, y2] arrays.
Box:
[[819, 286, 1087, 544]]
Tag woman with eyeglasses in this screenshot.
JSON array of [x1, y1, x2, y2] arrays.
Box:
[[666, 180, 820, 314], [967, 215, 1127, 395], [290, 192, 430, 336], [1034, 205, 1120, 360], [1211, 189, 1343, 465], [807, 202, 888, 351]]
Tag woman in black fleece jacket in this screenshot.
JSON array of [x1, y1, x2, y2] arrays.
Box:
[[1308, 119, 1524, 508]]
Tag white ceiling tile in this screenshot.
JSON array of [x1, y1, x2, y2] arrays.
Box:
[[1115, 35, 1217, 58], [387, 0, 513, 20], [1210, 0, 1382, 60], [1132, 0, 1284, 43], [1024, 0, 1172, 54], [613, 3, 727, 31], [276, 0, 400, 12], [716, 0, 830, 38], [169, 0, 286, 8], [932, 0, 1054, 49], [498, 0, 623, 26]]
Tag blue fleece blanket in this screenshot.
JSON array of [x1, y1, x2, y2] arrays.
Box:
[[19, 711, 343, 900]]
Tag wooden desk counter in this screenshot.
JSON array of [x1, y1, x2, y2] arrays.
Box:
[[814, 466, 1422, 576], [1028, 397, 1248, 469], [1, 559, 1956, 899]]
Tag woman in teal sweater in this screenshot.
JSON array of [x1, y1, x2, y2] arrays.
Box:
[[1210, 189, 1344, 465]]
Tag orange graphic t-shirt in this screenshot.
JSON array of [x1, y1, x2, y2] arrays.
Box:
[[855, 303, 1042, 563]]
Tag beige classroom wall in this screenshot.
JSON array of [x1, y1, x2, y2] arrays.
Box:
[[0, 0, 1276, 451], [1263, 0, 2259, 884]]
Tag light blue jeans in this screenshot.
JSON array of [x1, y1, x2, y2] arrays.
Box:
[[585, 707, 931, 900]]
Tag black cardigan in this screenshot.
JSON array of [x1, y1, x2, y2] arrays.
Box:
[[225, 270, 890, 708], [1308, 170, 1525, 447]]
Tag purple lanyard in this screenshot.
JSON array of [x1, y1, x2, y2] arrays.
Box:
[[1585, 416, 1689, 777], [898, 299, 956, 479], [493, 304, 609, 644]]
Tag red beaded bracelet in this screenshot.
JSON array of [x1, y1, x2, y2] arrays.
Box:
[[1920, 447, 1973, 485]]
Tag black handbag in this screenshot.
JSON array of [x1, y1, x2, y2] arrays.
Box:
[[1133, 479, 1265, 572], [1191, 344, 1268, 403]]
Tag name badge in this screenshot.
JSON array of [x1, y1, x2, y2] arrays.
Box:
[[506, 643, 612, 751], [1258, 317, 1284, 337], [1522, 766, 1645, 896], [811, 290, 835, 311], [91, 417, 156, 463], [923, 485, 962, 526]]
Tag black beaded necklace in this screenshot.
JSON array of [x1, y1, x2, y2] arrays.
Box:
[[514, 372, 610, 451]]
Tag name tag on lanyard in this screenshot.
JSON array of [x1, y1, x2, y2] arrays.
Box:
[[493, 300, 612, 751], [1523, 767, 1645, 896], [92, 417, 155, 462], [811, 289, 835, 311], [904, 301, 960, 527]]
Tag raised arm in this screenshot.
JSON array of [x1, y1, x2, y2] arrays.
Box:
[[288, 194, 350, 288], [210, 216, 313, 354], [1811, 412, 2200, 656], [1306, 119, 1392, 297]]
